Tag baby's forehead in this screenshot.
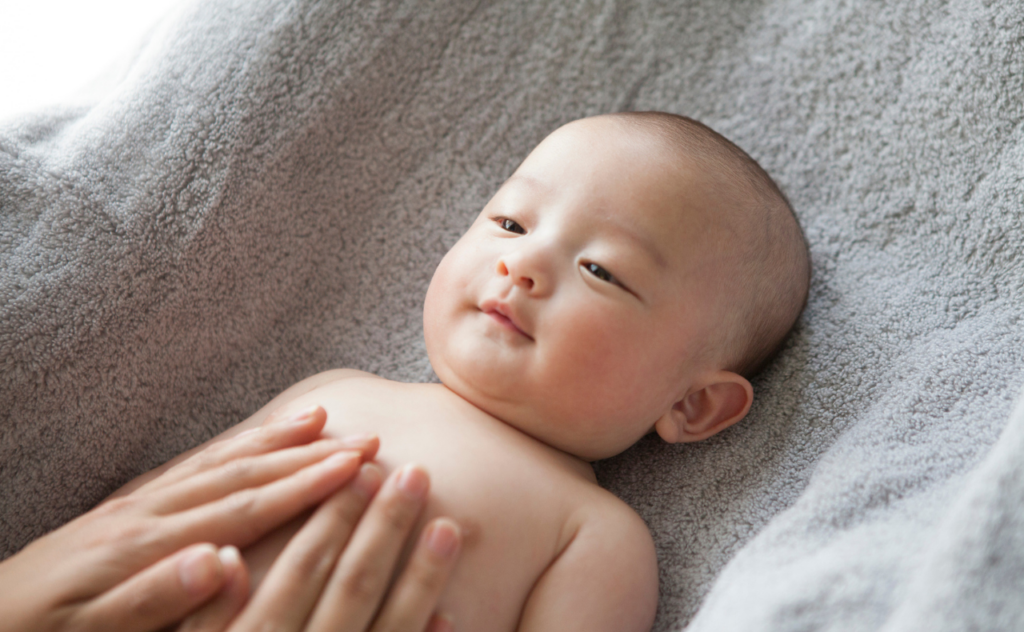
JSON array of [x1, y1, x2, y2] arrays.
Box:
[[523, 133, 730, 225], [515, 125, 700, 195]]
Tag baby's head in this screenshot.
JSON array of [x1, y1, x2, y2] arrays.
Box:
[[424, 112, 809, 460]]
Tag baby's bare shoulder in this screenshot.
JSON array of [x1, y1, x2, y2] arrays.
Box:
[[519, 489, 658, 632], [570, 488, 656, 561]]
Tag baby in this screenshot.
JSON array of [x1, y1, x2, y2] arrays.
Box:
[[133, 111, 809, 631]]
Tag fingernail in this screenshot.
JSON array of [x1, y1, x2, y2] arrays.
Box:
[[216, 546, 241, 591], [218, 545, 241, 568], [287, 405, 321, 425], [425, 520, 461, 559], [323, 451, 359, 470], [179, 544, 221, 597], [397, 465, 429, 501], [340, 433, 377, 447], [351, 463, 384, 498]]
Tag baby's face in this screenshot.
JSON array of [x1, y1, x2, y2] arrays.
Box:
[[424, 116, 732, 460]]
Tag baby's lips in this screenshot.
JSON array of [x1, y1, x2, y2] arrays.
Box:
[[479, 298, 534, 340]]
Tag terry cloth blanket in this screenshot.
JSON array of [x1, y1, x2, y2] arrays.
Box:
[[2, 0, 1023, 629]]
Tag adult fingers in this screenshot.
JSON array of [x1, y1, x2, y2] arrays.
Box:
[[166, 449, 365, 551], [177, 547, 250, 632], [226, 463, 385, 632], [77, 447, 367, 599], [151, 437, 377, 514], [137, 407, 330, 494], [73, 544, 228, 632], [369, 518, 462, 632], [305, 464, 431, 632]]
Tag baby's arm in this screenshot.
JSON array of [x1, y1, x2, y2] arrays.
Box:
[[517, 502, 659, 632]]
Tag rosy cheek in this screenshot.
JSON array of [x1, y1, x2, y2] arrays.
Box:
[[555, 317, 628, 375]]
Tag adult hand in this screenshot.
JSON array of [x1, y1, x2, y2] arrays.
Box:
[[0, 406, 374, 632], [184, 463, 463, 632]]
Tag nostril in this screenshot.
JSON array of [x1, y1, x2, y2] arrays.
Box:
[[517, 276, 534, 290]]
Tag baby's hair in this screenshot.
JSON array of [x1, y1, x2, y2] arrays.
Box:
[[609, 111, 811, 377]]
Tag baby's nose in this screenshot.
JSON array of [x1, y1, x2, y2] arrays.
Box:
[[496, 258, 536, 290]]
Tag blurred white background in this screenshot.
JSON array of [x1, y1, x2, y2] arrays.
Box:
[[0, 0, 180, 121]]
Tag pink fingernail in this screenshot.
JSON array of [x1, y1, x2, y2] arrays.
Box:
[[351, 463, 384, 498], [178, 545, 220, 597], [288, 406, 321, 425], [340, 433, 376, 447], [323, 451, 359, 470], [397, 465, 429, 501], [426, 520, 461, 559]]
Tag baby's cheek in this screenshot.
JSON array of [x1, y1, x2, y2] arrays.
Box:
[[572, 314, 645, 370], [554, 326, 636, 393], [586, 331, 671, 402], [423, 251, 466, 338]]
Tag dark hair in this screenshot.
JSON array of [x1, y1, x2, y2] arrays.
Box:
[[610, 111, 811, 377]]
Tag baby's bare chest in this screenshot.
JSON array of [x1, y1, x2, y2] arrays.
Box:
[[288, 377, 598, 630]]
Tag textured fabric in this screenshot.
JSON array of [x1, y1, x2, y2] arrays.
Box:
[[2, 0, 1023, 630]]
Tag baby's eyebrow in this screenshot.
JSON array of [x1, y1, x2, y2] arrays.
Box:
[[503, 172, 548, 193]]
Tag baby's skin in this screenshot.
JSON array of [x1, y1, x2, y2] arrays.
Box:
[[233, 371, 657, 632], [125, 113, 792, 631]]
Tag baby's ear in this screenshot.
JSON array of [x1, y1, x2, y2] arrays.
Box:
[[654, 371, 753, 443]]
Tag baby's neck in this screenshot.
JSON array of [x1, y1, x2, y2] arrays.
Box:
[[425, 381, 598, 483]]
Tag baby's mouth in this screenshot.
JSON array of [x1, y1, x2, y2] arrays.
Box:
[[480, 301, 534, 341]]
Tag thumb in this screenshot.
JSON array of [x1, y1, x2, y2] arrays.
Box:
[[75, 543, 228, 632]]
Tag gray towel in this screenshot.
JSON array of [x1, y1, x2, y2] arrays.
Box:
[[2, 1, 1023, 630]]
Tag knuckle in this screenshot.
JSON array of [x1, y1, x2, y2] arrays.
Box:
[[124, 585, 165, 623], [222, 490, 263, 540], [380, 496, 416, 532], [326, 493, 369, 528], [191, 449, 221, 471], [413, 563, 446, 593], [93, 494, 135, 517], [337, 565, 387, 603], [221, 458, 255, 482], [169, 449, 220, 481], [225, 488, 259, 515], [91, 517, 152, 549], [285, 540, 339, 581]]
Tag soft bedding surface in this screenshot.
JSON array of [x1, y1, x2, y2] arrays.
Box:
[[2, 1, 1023, 630]]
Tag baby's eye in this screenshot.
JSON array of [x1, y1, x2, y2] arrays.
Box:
[[497, 218, 526, 234], [583, 262, 618, 285]]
